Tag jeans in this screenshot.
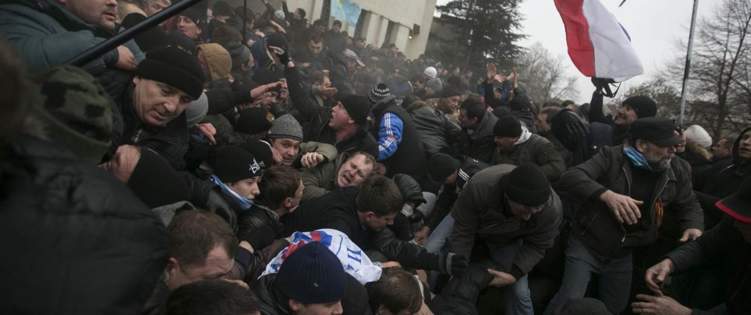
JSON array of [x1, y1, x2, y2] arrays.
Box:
[[487, 240, 534, 315], [425, 213, 454, 254], [544, 237, 633, 315]]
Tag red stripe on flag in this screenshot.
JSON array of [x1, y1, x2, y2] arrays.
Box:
[[555, 0, 596, 77]]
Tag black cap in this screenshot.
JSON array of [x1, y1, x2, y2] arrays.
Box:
[[503, 164, 551, 207], [209, 145, 263, 183], [137, 46, 205, 100], [338, 94, 371, 126], [629, 117, 681, 147], [623, 96, 657, 118], [265, 32, 288, 53], [493, 115, 522, 138], [427, 153, 460, 182], [715, 177, 751, 224]]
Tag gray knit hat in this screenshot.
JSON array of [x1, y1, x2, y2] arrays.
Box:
[[267, 114, 303, 141]]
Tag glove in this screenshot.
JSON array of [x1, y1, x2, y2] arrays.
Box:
[[439, 252, 468, 276]]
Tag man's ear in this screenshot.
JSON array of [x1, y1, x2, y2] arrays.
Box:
[[289, 299, 303, 312]]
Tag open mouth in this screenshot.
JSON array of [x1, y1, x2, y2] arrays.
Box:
[[103, 12, 117, 20]]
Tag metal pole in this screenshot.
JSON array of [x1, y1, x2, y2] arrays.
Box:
[[67, 0, 205, 67], [242, 0, 248, 44], [679, 0, 700, 127]]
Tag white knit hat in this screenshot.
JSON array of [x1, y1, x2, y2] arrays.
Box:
[[424, 66, 437, 79], [683, 124, 712, 148]]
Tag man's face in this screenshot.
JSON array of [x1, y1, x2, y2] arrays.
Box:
[[508, 197, 544, 221], [494, 136, 518, 152], [638, 140, 675, 170], [328, 102, 353, 130], [132, 78, 192, 127], [177, 15, 202, 40], [732, 220, 751, 244], [166, 246, 235, 290], [271, 138, 301, 166], [290, 300, 343, 315], [536, 113, 551, 133], [355, 39, 365, 49], [712, 138, 732, 159], [446, 96, 461, 112], [614, 105, 639, 126], [336, 154, 374, 188], [332, 23, 342, 32], [459, 110, 478, 129], [363, 212, 397, 232], [60, 0, 118, 30], [308, 40, 323, 56], [738, 131, 751, 160], [674, 131, 687, 154], [143, 0, 170, 16], [229, 176, 261, 199]]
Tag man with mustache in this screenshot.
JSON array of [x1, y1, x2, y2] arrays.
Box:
[[546, 117, 704, 315]]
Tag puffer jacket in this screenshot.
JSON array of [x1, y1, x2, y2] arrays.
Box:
[[450, 164, 563, 279], [0, 135, 167, 315], [556, 145, 704, 259], [407, 102, 462, 155], [492, 133, 566, 181]]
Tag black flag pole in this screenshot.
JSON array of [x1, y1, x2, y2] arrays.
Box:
[[67, 0, 205, 67]]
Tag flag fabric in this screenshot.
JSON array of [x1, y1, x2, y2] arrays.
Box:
[[261, 229, 383, 284], [555, 0, 643, 81]]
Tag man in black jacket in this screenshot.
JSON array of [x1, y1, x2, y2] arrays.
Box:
[[282, 175, 467, 275], [371, 95, 428, 183], [458, 95, 498, 164], [547, 118, 704, 315], [632, 178, 751, 315]]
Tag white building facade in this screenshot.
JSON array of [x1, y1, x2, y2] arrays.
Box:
[[285, 0, 437, 59]]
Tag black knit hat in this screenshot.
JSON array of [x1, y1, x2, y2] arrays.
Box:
[[240, 139, 274, 170], [127, 148, 190, 208], [493, 115, 522, 138], [209, 145, 263, 183], [623, 96, 657, 118], [427, 153, 460, 182], [629, 117, 681, 147], [503, 164, 551, 207], [265, 32, 288, 53], [715, 176, 751, 224], [236, 107, 272, 135], [137, 46, 205, 100], [368, 83, 391, 104], [338, 94, 370, 126], [275, 242, 346, 304]]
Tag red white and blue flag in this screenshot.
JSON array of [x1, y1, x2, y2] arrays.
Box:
[[555, 0, 643, 81]]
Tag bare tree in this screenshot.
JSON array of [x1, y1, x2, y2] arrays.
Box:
[[679, 0, 751, 137], [516, 43, 579, 108]]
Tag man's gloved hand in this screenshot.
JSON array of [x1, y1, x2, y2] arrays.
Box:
[[439, 252, 468, 276]]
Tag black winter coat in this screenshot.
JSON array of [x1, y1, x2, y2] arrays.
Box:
[[282, 188, 443, 271], [458, 112, 498, 164], [0, 136, 167, 315], [371, 98, 428, 183]]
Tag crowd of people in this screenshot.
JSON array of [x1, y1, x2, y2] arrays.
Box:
[[1, 0, 750, 314]]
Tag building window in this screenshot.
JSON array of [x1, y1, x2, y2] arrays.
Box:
[[354, 10, 367, 39], [383, 20, 397, 47]]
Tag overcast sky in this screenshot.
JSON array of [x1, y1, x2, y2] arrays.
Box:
[[436, 0, 720, 103]]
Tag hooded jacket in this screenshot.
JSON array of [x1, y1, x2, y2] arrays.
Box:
[[0, 135, 167, 315], [556, 145, 704, 259]]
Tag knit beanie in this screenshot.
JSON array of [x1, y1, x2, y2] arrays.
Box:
[[493, 115, 522, 138], [339, 94, 371, 126], [424, 66, 437, 79], [197, 43, 232, 81], [30, 66, 113, 164], [137, 46, 206, 100], [683, 124, 712, 148], [212, 0, 234, 17], [236, 107, 272, 135], [368, 83, 391, 105], [503, 164, 551, 207], [623, 95, 657, 118], [275, 242, 346, 304], [209, 145, 263, 183], [427, 153, 460, 182], [240, 139, 274, 169], [128, 148, 190, 208], [267, 114, 303, 141], [265, 32, 288, 52]]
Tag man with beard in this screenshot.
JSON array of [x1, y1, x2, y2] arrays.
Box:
[[545, 118, 704, 315]]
